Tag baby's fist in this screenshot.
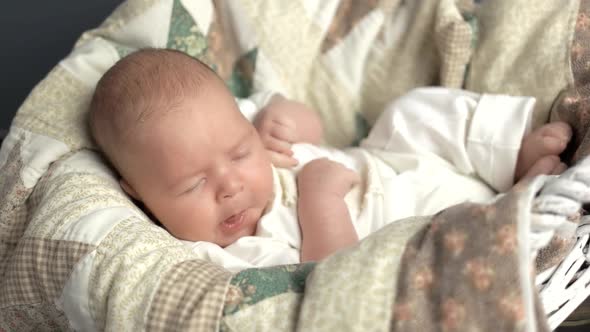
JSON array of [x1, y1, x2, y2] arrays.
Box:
[[297, 158, 360, 198]]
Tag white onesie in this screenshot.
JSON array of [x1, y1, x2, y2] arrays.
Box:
[[184, 87, 535, 272]]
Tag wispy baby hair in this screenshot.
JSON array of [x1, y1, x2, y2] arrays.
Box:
[[89, 48, 219, 172]]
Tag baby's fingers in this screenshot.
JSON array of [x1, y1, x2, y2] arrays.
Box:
[[269, 150, 299, 169], [264, 135, 294, 156], [270, 118, 298, 143]]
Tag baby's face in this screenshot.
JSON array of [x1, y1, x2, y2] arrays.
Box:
[[123, 84, 274, 247]]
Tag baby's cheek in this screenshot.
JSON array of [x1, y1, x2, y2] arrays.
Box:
[[249, 163, 271, 197]]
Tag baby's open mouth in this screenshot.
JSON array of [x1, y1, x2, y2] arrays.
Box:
[[222, 210, 246, 231]]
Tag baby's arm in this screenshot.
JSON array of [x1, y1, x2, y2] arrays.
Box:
[[296, 158, 359, 261], [254, 94, 324, 168]]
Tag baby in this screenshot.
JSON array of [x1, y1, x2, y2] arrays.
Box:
[[89, 49, 572, 268]]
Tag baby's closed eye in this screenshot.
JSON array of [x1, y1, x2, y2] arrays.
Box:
[[184, 178, 206, 194], [232, 145, 251, 161]]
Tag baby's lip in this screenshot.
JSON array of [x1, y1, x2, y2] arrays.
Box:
[[221, 210, 247, 233], [223, 210, 245, 225]]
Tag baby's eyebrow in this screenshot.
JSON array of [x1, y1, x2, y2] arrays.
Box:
[[227, 129, 254, 152]]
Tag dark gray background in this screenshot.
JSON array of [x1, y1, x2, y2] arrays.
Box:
[[0, 1, 123, 131]]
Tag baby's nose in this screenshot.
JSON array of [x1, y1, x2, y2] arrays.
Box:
[[217, 174, 243, 200]]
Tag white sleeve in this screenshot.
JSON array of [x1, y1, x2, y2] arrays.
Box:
[[361, 87, 534, 192], [236, 90, 277, 122], [184, 238, 299, 272], [291, 143, 362, 173]]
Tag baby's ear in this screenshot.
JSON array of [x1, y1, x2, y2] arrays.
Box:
[[120, 178, 141, 201]]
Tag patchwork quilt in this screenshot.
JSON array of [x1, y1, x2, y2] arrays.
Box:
[[0, 0, 587, 331]]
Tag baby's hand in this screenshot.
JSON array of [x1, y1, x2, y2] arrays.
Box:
[[254, 96, 300, 168], [254, 94, 324, 168], [297, 158, 360, 198]]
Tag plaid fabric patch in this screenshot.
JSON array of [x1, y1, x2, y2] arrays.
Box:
[[434, 5, 474, 88], [146, 259, 232, 332], [0, 237, 95, 308]]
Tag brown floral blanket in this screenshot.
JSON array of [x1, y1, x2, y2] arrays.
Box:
[[1, 0, 587, 331]]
